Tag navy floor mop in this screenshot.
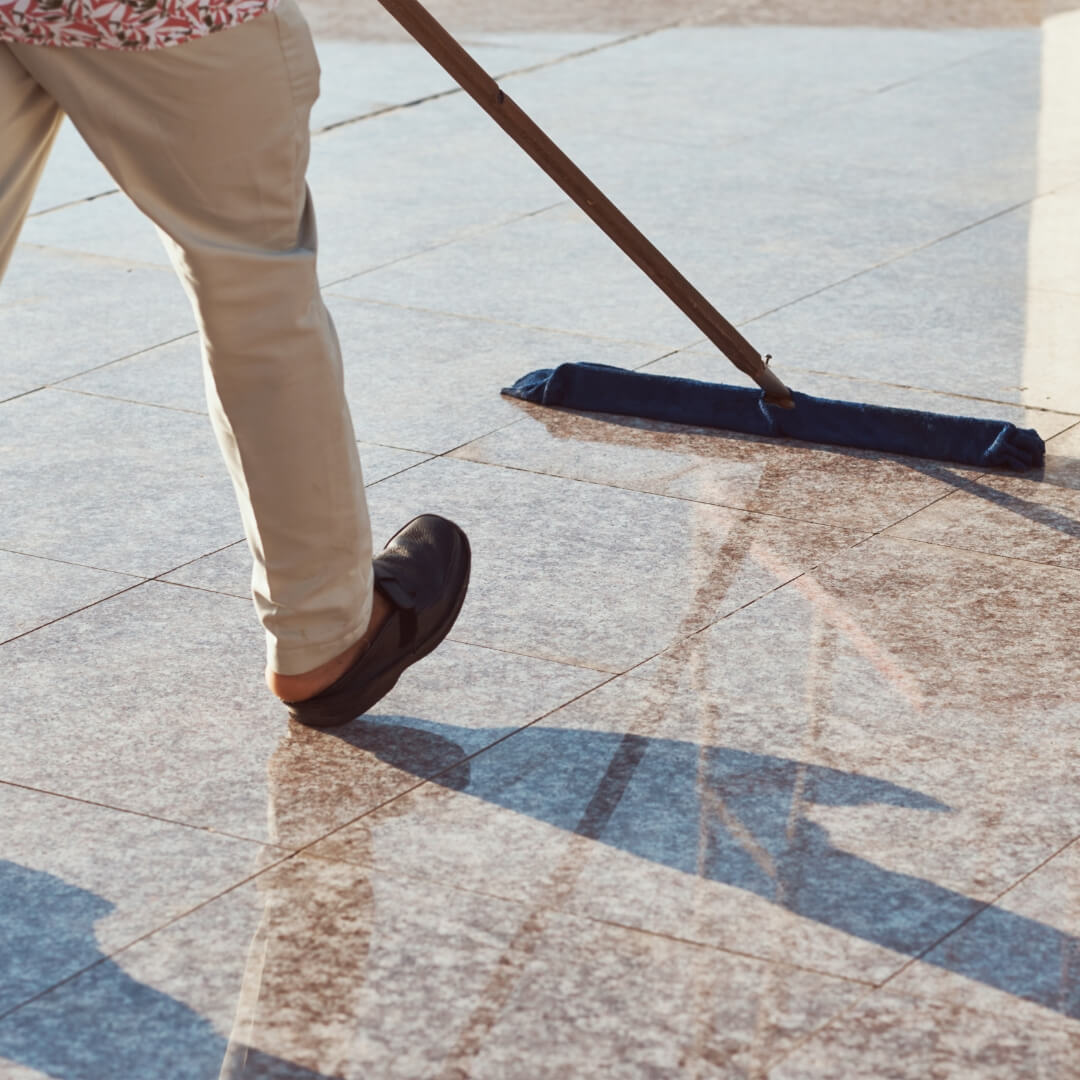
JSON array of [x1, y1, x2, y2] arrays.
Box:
[[375, 0, 1045, 471]]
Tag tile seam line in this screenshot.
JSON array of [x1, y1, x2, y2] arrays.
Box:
[[50, 384, 208, 417], [26, 187, 119, 220], [439, 453, 877, 534], [2, 500, 1028, 1024], [319, 199, 567, 290], [48, 329, 200, 386], [751, 160, 1080, 333], [308, 17, 695, 137], [768, 832, 1080, 1067], [867, 30, 1036, 97], [11, 240, 173, 272], [879, 532, 1080, 575], [0, 848, 297, 1026], [0, 778, 279, 850], [0, 545, 143, 578], [707, 362, 1080, 418], [657, 477, 964, 654], [322, 288, 679, 349], [739, 196, 1034, 332], [285, 508, 898, 861], [0, 580, 147, 649], [309, 20, 1025, 141], [0, 328, 200, 404], [0, 537, 252, 648]]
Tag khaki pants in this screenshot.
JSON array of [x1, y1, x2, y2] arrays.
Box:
[[0, 1, 374, 676]]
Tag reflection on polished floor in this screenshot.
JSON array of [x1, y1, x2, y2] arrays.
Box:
[[2, 1, 1080, 1076]]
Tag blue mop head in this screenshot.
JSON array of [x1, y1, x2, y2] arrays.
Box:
[[502, 363, 1045, 471]]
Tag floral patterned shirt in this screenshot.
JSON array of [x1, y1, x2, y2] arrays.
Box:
[[0, 0, 280, 50]]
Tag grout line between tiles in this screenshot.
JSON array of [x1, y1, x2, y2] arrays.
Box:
[[286, 672, 624, 859], [0, 386, 47, 406], [0, 545, 144, 579], [770, 832, 1080, 1067], [301, 840, 885, 988], [869, 32, 1031, 97], [0, 661, 616, 1022], [51, 384, 209, 417], [878, 532, 1080, 576], [26, 187, 121, 219], [438, 633, 618, 673], [13, 240, 172, 273], [324, 284, 679, 350], [48, 329, 201, 386], [309, 17, 694, 138], [0, 778, 276, 850], [320, 199, 568, 290], [738, 196, 1034, 330], [736, 161, 1080, 344], [0, 580, 148, 649], [439, 450, 880, 534], [0, 847, 298, 1026], [0, 537, 256, 648]]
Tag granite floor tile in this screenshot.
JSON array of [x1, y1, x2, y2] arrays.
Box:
[[741, 202, 1080, 414], [331, 126, 1032, 353], [363, 455, 865, 671], [56, 297, 659, 456], [332, 176, 927, 350], [0, 549, 137, 644], [0, 247, 195, 395], [56, 333, 205, 412], [330, 202, 702, 346], [0, 389, 241, 577], [886, 840, 1080, 1029], [755, 34, 1044, 208], [327, 297, 663, 454], [0, 579, 603, 843], [15, 93, 562, 283], [334, 28, 1050, 345], [0, 783, 270, 1015], [16, 191, 168, 270], [27, 117, 117, 216], [312, 534, 1080, 990], [0, 853, 866, 1080], [306, 94, 564, 285], [453, 399, 992, 533], [769, 990, 1080, 1079], [886, 421, 1080, 568], [309, 32, 623, 131], [501, 26, 1017, 150]]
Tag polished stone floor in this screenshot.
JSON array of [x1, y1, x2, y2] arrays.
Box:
[[2, 1, 1080, 1077]]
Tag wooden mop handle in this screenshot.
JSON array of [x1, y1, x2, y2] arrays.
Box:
[[373, 0, 794, 407]]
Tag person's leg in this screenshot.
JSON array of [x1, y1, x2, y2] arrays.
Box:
[[0, 44, 63, 281], [10, 5, 386, 689]]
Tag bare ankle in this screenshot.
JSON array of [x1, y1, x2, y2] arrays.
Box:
[[266, 590, 394, 702]]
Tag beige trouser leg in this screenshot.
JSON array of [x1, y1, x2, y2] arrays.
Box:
[[1, 4, 374, 676], [0, 46, 63, 278]]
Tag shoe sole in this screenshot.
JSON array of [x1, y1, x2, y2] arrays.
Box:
[[289, 528, 471, 728]]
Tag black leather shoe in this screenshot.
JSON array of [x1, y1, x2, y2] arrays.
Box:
[[285, 514, 470, 728]]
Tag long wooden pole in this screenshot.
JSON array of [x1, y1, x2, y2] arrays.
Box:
[[374, 0, 794, 407]]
